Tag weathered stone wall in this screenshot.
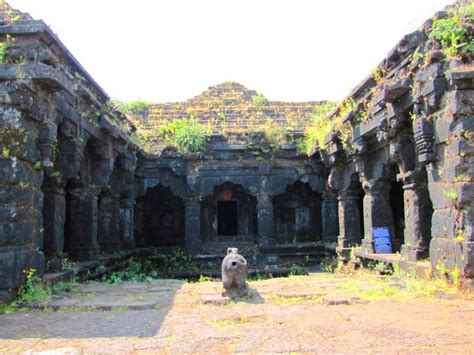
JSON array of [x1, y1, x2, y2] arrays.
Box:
[[135, 134, 335, 253], [0, 5, 138, 300], [321, 2, 473, 282]]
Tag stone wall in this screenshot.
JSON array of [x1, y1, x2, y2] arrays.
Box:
[[0, 5, 138, 300], [135, 134, 336, 253], [320, 1, 473, 282]]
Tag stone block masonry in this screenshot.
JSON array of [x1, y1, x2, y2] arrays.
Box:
[[0, 4, 138, 300], [322, 1, 473, 284]]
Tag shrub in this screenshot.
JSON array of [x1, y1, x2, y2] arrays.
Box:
[[430, 7, 473, 57], [17, 269, 51, 304], [251, 94, 268, 106], [159, 117, 210, 153]]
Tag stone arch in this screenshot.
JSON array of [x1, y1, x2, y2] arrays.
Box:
[[196, 177, 259, 200], [272, 181, 323, 244], [136, 174, 188, 201], [200, 182, 257, 243]]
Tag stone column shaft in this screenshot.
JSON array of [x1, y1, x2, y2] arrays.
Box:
[[401, 171, 431, 261], [338, 192, 363, 248], [120, 198, 135, 249], [184, 199, 201, 252], [257, 194, 274, 247], [42, 185, 66, 261], [98, 194, 121, 253], [67, 187, 100, 261], [322, 191, 339, 243]]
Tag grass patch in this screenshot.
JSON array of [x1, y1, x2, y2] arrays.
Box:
[[210, 316, 263, 328]]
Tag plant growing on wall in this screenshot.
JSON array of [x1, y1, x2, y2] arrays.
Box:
[[430, 4, 474, 57], [251, 93, 268, 106], [159, 116, 210, 153], [0, 34, 16, 63]]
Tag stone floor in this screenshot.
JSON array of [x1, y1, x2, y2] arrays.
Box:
[[0, 272, 473, 354]]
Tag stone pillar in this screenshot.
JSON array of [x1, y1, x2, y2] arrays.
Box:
[[338, 190, 363, 248], [67, 187, 100, 261], [257, 194, 275, 247], [321, 191, 339, 243], [361, 180, 393, 253], [184, 199, 201, 252], [98, 194, 121, 253], [42, 180, 66, 271], [400, 171, 432, 261], [120, 198, 135, 249]]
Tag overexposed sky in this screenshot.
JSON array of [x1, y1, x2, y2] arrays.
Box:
[[9, 0, 453, 103]]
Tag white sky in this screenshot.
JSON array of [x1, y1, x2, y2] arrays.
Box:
[[9, 0, 453, 103]]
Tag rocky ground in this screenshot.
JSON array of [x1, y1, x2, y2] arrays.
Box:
[[0, 271, 473, 354]]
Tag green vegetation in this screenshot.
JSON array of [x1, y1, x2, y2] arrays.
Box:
[[2, 146, 10, 158], [0, 34, 15, 63], [262, 118, 285, 149], [122, 100, 150, 115], [289, 263, 308, 276], [17, 268, 51, 304], [103, 250, 199, 283], [251, 93, 268, 106], [372, 67, 387, 84], [320, 256, 340, 272], [0, 42, 6, 63], [430, 3, 474, 57], [111, 99, 150, 116], [159, 116, 210, 153], [301, 100, 353, 153]]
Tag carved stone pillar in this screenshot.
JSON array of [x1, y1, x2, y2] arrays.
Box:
[[98, 194, 121, 253], [322, 191, 339, 243], [361, 180, 394, 253], [338, 190, 363, 249], [120, 198, 135, 249], [257, 194, 275, 247], [400, 170, 432, 261], [38, 122, 58, 168], [67, 187, 101, 260], [413, 116, 436, 167], [42, 178, 66, 271], [184, 199, 201, 252]]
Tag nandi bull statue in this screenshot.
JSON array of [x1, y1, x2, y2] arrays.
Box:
[[221, 247, 248, 297]]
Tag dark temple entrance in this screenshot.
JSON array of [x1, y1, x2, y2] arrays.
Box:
[[389, 180, 405, 252], [201, 182, 257, 242], [217, 200, 238, 236], [134, 184, 185, 247], [273, 181, 323, 244]]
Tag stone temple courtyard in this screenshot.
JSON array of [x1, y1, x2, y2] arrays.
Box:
[[1, 271, 473, 354], [1, 0, 474, 353]]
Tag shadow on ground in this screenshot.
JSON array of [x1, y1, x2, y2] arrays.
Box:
[[0, 279, 185, 339]]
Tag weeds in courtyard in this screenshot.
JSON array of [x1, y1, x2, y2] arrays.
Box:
[[0, 272, 79, 313], [103, 250, 200, 283], [17, 269, 52, 305]]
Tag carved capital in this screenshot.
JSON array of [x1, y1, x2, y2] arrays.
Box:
[[413, 116, 436, 166]]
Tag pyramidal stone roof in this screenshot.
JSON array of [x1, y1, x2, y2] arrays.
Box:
[[138, 82, 329, 133]]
